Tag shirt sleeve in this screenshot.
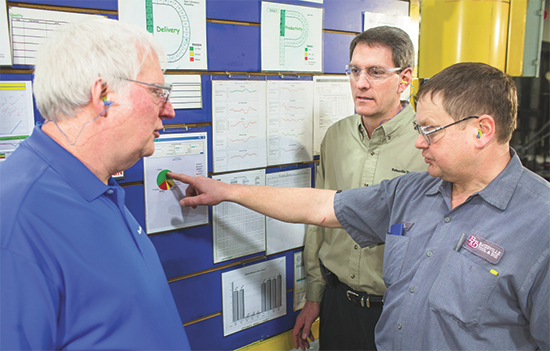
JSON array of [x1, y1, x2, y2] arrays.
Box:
[[1, 249, 59, 350], [334, 176, 403, 248], [304, 146, 328, 302], [522, 250, 550, 350]]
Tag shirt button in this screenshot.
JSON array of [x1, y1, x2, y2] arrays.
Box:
[[364, 183, 369, 187], [351, 274, 355, 279], [106, 189, 114, 195], [444, 217, 451, 223], [427, 251, 433, 257], [354, 245, 359, 250], [387, 135, 392, 141], [410, 286, 416, 293], [397, 323, 402, 329], [370, 151, 375, 156]]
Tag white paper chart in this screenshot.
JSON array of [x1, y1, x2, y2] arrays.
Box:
[[266, 168, 311, 254], [267, 80, 314, 166], [0, 81, 34, 137], [212, 169, 266, 263], [8, 7, 100, 66], [0, 81, 35, 162], [143, 133, 208, 234], [293, 251, 307, 311], [212, 80, 267, 172], [119, 0, 207, 70], [222, 257, 286, 336], [261, 2, 323, 72], [313, 76, 355, 155]]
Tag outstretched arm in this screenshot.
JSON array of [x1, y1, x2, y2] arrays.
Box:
[[167, 173, 341, 228]]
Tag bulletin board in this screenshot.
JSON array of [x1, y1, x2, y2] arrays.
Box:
[[0, 0, 410, 349]]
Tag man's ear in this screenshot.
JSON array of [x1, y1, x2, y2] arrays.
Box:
[[474, 114, 496, 148], [91, 78, 110, 116], [398, 67, 413, 95]]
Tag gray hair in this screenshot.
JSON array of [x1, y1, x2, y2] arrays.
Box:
[[349, 26, 414, 69], [34, 17, 166, 121]]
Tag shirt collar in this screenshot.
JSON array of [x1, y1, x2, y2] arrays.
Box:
[[26, 125, 112, 202], [426, 148, 523, 211], [356, 103, 414, 138]]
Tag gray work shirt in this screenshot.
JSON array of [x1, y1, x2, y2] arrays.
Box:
[[334, 149, 550, 350]]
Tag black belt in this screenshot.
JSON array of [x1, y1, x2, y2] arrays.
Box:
[[320, 263, 383, 308]]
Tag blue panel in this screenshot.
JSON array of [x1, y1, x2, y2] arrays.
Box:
[[12, 0, 118, 10], [151, 225, 215, 279], [324, 31, 355, 74], [207, 23, 261, 72], [123, 184, 146, 230], [167, 75, 211, 124], [207, 0, 261, 23], [184, 291, 301, 351], [170, 270, 222, 323], [324, 0, 409, 32], [152, 226, 272, 279]]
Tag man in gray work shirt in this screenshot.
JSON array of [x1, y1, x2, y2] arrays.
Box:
[[170, 62, 550, 350], [293, 26, 426, 351]]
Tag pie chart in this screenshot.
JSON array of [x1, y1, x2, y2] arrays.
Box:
[[157, 169, 175, 191]]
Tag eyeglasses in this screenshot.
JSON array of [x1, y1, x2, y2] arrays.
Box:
[[413, 116, 479, 145], [123, 78, 172, 105], [345, 65, 402, 82]]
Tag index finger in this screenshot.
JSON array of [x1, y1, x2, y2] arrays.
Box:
[[166, 172, 190, 183]]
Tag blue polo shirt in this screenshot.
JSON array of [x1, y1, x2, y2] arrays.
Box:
[[335, 149, 550, 350], [1, 126, 191, 350]]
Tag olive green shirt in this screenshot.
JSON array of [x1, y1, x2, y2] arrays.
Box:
[[304, 104, 427, 300]]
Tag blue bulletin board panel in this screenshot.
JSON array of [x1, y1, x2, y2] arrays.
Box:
[[324, 31, 356, 74], [1, 0, 411, 349], [207, 22, 261, 72]]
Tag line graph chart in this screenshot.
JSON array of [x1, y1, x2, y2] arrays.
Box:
[[213, 80, 267, 172], [267, 80, 313, 166]]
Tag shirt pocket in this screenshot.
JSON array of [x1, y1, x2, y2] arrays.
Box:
[[383, 233, 410, 287], [428, 250, 499, 325]]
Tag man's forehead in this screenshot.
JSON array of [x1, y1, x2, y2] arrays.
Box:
[[415, 96, 446, 124]]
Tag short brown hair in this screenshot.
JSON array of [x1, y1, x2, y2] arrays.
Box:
[[416, 62, 517, 144], [349, 26, 414, 69]]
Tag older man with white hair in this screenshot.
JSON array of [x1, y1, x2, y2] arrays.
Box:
[[0, 17, 190, 350]]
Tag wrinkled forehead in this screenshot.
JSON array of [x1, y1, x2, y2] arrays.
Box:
[[415, 93, 451, 125]]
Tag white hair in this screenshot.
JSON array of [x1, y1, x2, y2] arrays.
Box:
[[33, 17, 167, 121]]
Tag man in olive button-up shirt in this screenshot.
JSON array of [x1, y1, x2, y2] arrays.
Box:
[[293, 26, 427, 351]]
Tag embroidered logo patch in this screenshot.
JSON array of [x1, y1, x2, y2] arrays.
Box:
[[462, 233, 504, 264]]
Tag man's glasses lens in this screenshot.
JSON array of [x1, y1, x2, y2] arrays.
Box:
[[345, 65, 401, 82], [123, 78, 172, 104]]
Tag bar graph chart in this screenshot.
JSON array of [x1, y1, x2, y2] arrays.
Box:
[[222, 257, 286, 336]]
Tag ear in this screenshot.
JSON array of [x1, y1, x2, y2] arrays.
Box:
[[91, 78, 109, 116], [474, 114, 496, 148], [398, 67, 413, 94]]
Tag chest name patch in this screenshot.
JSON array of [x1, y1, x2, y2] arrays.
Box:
[[462, 233, 504, 264]]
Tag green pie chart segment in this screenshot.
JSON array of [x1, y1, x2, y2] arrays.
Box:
[[157, 169, 175, 191]]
